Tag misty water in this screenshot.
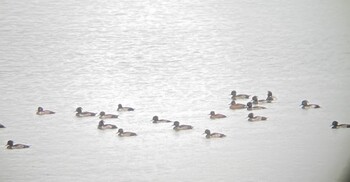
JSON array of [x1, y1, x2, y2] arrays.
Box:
[[1, 0, 350, 181]]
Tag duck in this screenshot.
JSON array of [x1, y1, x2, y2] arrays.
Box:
[[300, 100, 320, 109], [203, 129, 226, 138], [173, 121, 193, 131], [75, 107, 96, 117], [6, 140, 30, 149], [247, 102, 266, 111], [331, 121, 350, 129], [266, 91, 276, 102], [0, 123, 5, 128], [251, 96, 268, 105], [229, 100, 246, 110], [116, 128, 137, 137], [209, 111, 227, 119], [231, 90, 250, 100], [247, 113, 267, 121], [117, 104, 135, 111], [97, 120, 117, 130], [152, 116, 172, 123], [98, 111, 118, 119], [36, 107, 55, 115]]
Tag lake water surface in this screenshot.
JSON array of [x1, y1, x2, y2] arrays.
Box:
[[0, 0, 350, 181]]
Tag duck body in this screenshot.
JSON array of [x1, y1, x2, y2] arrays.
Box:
[[203, 129, 226, 138], [209, 111, 227, 119], [152, 116, 172, 123], [75, 107, 96, 117], [98, 120, 117, 130], [173, 121, 193, 131], [229, 101, 246, 110], [117, 128, 137, 137], [247, 113, 267, 121], [117, 104, 134, 111], [99, 111, 118, 119], [231, 90, 250, 100], [36, 107, 55, 115], [301, 100, 320, 109], [0, 123, 5, 128], [6, 140, 30, 149], [246, 102, 266, 111], [331, 121, 350, 129]]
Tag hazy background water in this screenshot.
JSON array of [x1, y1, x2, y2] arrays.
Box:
[[0, 0, 350, 181]]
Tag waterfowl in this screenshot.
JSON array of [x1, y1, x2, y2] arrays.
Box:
[[209, 111, 227, 119], [266, 91, 276, 102], [75, 107, 96, 117], [97, 120, 117, 130], [247, 113, 267, 121], [331, 121, 350, 129], [229, 100, 246, 110], [6, 140, 30, 149], [300, 100, 320, 109], [0, 123, 5, 128], [152, 116, 172, 123], [99, 111, 118, 119], [173, 121, 193, 131], [36, 107, 55, 115], [116, 128, 137, 137], [117, 104, 134, 111], [252, 96, 268, 105], [247, 102, 266, 111], [231, 90, 250, 100], [203, 129, 226, 138]]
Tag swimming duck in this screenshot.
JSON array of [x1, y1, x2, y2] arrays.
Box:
[[203, 129, 226, 138], [75, 107, 96, 117], [36, 107, 55, 115], [247, 102, 266, 111], [251, 96, 268, 105], [331, 121, 350, 129], [0, 123, 5, 128], [97, 120, 117, 130], [247, 113, 267, 121], [209, 111, 227, 119], [116, 128, 137, 137], [300, 100, 320, 109], [231, 90, 250, 100], [229, 100, 246, 110], [152, 116, 172, 123], [99, 111, 118, 119], [6, 140, 30, 149], [266, 91, 276, 102], [117, 104, 134, 111], [173, 121, 193, 131]]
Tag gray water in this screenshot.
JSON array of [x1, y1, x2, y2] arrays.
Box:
[[1, 0, 350, 181]]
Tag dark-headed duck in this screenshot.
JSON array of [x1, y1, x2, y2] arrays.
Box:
[[98, 120, 117, 130], [247, 102, 266, 111], [331, 121, 350, 129], [231, 90, 250, 100], [6, 140, 30, 149], [117, 104, 134, 111], [300, 100, 320, 109], [36, 107, 55, 115], [209, 111, 227, 119], [203, 129, 226, 138], [247, 113, 267, 121], [152, 116, 172, 123], [173, 121, 193, 131], [99, 111, 118, 119], [75, 107, 96, 117], [116, 128, 137, 137]]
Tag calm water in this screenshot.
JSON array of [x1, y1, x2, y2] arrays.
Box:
[[1, 0, 350, 181]]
